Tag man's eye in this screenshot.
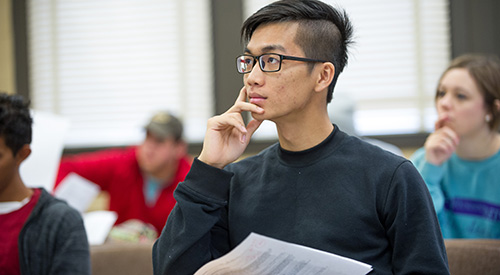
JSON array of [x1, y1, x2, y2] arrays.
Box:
[[267, 57, 279, 64]]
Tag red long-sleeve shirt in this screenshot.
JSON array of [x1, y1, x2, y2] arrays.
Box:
[[55, 147, 192, 233]]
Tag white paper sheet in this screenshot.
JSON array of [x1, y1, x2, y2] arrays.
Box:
[[195, 233, 373, 275], [53, 173, 101, 213], [83, 210, 118, 246], [20, 110, 70, 192]]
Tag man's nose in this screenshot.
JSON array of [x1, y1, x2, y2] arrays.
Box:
[[245, 62, 265, 86]]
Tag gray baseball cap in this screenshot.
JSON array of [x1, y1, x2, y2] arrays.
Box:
[[144, 111, 183, 140]]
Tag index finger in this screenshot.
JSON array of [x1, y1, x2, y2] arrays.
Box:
[[434, 114, 449, 130], [235, 87, 248, 104], [226, 87, 264, 115]]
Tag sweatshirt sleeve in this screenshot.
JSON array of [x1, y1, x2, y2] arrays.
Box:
[[383, 160, 449, 274], [410, 147, 446, 214], [152, 158, 233, 275]]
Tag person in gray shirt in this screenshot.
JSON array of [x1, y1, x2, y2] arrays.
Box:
[[0, 92, 90, 275]]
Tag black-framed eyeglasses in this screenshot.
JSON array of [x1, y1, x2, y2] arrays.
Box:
[[236, 53, 328, 74]]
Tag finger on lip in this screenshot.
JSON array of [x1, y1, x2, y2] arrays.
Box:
[[236, 87, 248, 103], [435, 114, 450, 130], [236, 101, 263, 113], [438, 114, 450, 122], [250, 103, 264, 113]]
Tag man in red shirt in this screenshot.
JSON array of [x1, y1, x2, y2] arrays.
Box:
[[55, 111, 192, 234]]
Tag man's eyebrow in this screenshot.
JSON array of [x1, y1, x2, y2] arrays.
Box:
[[244, 44, 286, 55]]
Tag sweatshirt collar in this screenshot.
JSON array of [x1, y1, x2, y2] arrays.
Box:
[[277, 125, 345, 167]]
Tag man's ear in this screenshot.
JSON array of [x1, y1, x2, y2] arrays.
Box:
[[16, 144, 31, 166], [314, 62, 335, 93]]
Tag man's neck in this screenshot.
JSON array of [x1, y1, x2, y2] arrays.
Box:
[[148, 162, 179, 186], [0, 178, 33, 202], [275, 114, 334, 152]]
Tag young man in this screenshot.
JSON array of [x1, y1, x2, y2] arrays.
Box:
[[153, 0, 449, 274], [0, 92, 90, 274], [55, 111, 192, 233]]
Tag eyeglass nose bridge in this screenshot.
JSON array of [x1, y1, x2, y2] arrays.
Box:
[[247, 55, 265, 74]]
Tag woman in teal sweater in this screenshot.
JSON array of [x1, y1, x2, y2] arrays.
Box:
[[411, 54, 500, 239]]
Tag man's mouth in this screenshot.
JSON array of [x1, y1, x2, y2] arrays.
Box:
[[249, 96, 266, 105], [248, 92, 267, 106]]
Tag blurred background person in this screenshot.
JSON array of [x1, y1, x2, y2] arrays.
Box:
[[0, 92, 90, 274], [411, 54, 500, 239], [55, 111, 192, 235]]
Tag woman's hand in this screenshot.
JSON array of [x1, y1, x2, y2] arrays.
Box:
[[424, 115, 460, 166]]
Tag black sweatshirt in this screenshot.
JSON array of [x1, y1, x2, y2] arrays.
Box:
[[153, 127, 449, 275]]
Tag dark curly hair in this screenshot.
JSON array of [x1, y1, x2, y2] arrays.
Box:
[[241, 0, 354, 103], [0, 92, 33, 155]]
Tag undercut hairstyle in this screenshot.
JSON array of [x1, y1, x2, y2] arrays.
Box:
[[241, 0, 354, 103], [437, 54, 500, 131], [0, 93, 33, 155]]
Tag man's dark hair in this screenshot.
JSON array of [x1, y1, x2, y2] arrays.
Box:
[[241, 0, 354, 103], [0, 93, 33, 155]]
